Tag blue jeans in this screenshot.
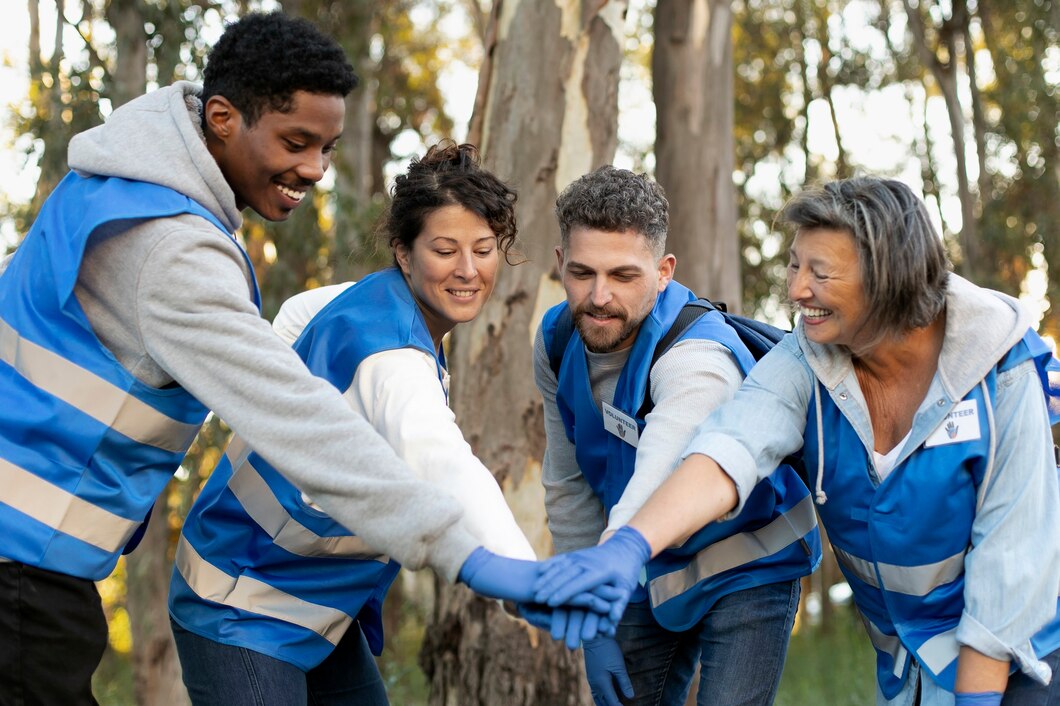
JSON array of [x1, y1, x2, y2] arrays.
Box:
[[1000, 647, 1060, 706], [171, 620, 388, 706], [616, 579, 801, 706]]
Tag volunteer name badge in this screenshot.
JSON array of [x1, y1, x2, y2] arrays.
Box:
[[603, 401, 639, 447], [924, 399, 981, 448]]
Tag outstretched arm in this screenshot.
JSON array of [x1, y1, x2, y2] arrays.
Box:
[[532, 456, 736, 621], [627, 453, 738, 554]]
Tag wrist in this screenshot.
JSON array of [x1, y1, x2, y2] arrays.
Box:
[[613, 525, 651, 562], [457, 546, 489, 584]]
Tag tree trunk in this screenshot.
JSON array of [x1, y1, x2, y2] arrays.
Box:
[[653, 0, 740, 309], [124, 492, 190, 706], [107, 2, 187, 702], [104, 0, 147, 109], [902, 0, 979, 277], [29, 0, 68, 216], [279, 0, 381, 282], [28, 0, 41, 80], [421, 1, 625, 704]]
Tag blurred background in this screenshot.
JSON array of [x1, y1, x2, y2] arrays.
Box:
[[1, 0, 1055, 703]]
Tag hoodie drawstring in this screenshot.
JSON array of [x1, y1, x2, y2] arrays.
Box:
[[814, 381, 828, 505], [975, 378, 997, 514]]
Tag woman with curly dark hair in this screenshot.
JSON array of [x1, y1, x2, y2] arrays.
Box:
[[168, 141, 537, 705]]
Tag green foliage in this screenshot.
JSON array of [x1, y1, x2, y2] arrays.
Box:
[[774, 605, 877, 706], [974, 0, 1060, 338], [92, 646, 136, 706], [378, 581, 432, 706]]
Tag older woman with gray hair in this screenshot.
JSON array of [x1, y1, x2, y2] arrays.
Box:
[[534, 176, 1060, 706]]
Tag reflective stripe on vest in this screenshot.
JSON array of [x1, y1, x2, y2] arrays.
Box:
[[174, 535, 351, 646], [0, 174, 259, 580], [224, 437, 387, 562], [0, 455, 138, 552], [649, 493, 817, 605], [0, 315, 200, 453], [805, 329, 1060, 697], [543, 281, 820, 631], [833, 544, 966, 597], [860, 614, 909, 679], [171, 269, 434, 668], [919, 628, 960, 677]]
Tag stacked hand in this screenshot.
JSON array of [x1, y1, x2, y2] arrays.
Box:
[[457, 547, 541, 603], [461, 526, 651, 650], [533, 526, 652, 626], [517, 601, 621, 649]]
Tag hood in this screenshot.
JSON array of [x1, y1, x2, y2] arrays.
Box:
[[797, 273, 1032, 401], [67, 81, 241, 232]]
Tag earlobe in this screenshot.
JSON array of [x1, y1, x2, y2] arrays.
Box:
[[658, 254, 677, 290], [204, 96, 237, 141], [554, 246, 565, 275], [394, 243, 411, 275]]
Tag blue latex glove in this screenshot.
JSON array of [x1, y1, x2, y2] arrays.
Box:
[[517, 603, 553, 631], [583, 637, 634, 706], [559, 608, 587, 649], [458, 547, 539, 603], [517, 604, 615, 642], [563, 585, 628, 615], [534, 526, 651, 623], [953, 692, 1002, 706], [548, 608, 602, 650]]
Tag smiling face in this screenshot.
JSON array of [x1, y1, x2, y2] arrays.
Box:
[[787, 227, 870, 349], [206, 90, 345, 222], [557, 226, 675, 354], [395, 204, 500, 346]]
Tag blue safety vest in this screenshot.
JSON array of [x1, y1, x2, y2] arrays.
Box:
[[804, 330, 1060, 698], [541, 281, 822, 631], [0, 173, 258, 580], [169, 268, 440, 670]]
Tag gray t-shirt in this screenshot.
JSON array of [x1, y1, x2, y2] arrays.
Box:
[[534, 323, 744, 553]]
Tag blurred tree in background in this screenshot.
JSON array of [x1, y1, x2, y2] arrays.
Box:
[[2, 0, 1056, 703]]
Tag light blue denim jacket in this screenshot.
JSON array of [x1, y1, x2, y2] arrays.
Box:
[[684, 274, 1060, 706]]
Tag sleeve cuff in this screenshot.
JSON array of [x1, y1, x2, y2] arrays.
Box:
[[956, 612, 1054, 685], [426, 527, 483, 584]]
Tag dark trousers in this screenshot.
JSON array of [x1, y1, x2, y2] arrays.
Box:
[[172, 620, 389, 706], [0, 561, 108, 706]]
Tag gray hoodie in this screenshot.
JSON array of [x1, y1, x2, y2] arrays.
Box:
[[38, 82, 478, 580]]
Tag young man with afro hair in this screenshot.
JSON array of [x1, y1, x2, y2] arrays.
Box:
[[0, 12, 544, 704]]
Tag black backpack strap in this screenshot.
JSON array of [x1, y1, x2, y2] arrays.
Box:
[[637, 299, 717, 419], [634, 298, 809, 486], [648, 299, 716, 370], [548, 307, 575, 378]]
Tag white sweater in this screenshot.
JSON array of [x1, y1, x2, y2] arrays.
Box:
[[274, 284, 536, 561]]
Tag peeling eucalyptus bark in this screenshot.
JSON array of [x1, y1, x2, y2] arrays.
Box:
[[421, 1, 625, 703], [653, 0, 742, 310]]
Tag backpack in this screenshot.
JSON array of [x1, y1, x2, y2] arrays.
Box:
[[547, 298, 789, 419]]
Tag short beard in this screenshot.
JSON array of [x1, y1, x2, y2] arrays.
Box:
[[573, 308, 640, 354]]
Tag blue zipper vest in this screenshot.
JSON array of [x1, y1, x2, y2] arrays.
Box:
[[804, 330, 1060, 698], [169, 268, 440, 670], [0, 173, 258, 580], [541, 281, 822, 631]]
